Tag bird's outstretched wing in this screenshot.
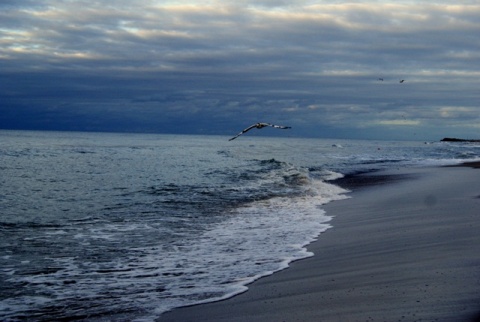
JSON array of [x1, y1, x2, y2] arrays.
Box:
[[268, 124, 291, 130], [228, 124, 259, 141], [228, 123, 291, 141]]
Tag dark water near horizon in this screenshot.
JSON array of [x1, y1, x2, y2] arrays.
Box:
[[1, 130, 479, 321]]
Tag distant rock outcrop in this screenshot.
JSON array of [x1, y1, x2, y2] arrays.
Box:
[[441, 137, 480, 142]]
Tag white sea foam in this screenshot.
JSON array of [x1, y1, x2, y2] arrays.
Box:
[[322, 169, 345, 181], [147, 178, 349, 314]]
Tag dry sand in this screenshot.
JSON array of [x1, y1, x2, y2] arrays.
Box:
[[160, 165, 480, 322]]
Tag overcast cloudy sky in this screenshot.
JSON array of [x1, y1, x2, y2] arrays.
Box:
[[1, 1, 479, 140]]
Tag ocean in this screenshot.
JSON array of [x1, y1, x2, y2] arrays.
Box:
[[1, 130, 479, 321]]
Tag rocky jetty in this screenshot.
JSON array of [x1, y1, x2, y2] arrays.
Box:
[[441, 137, 480, 143]]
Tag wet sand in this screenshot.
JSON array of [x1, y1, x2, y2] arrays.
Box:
[[160, 165, 480, 322]]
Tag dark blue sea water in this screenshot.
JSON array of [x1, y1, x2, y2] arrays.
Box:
[[1, 130, 479, 321]]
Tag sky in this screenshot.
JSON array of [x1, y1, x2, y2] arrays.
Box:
[[1, 0, 480, 140]]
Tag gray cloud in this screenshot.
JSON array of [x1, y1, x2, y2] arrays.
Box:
[[1, 1, 480, 140]]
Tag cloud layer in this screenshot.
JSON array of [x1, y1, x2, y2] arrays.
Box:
[[2, 1, 480, 139]]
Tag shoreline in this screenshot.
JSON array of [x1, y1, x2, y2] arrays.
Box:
[[160, 165, 480, 322]]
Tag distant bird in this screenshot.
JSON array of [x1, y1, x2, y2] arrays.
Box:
[[399, 79, 405, 83], [378, 78, 384, 81], [228, 122, 291, 141]]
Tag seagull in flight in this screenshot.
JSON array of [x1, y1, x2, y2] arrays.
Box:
[[228, 122, 291, 141]]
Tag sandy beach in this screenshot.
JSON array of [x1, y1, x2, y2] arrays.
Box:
[[160, 165, 480, 322]]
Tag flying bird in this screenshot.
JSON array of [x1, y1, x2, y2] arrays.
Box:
[[228, 122, 291, 141], [399, 79, 405, 83], [378, 78, 384, 81]]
